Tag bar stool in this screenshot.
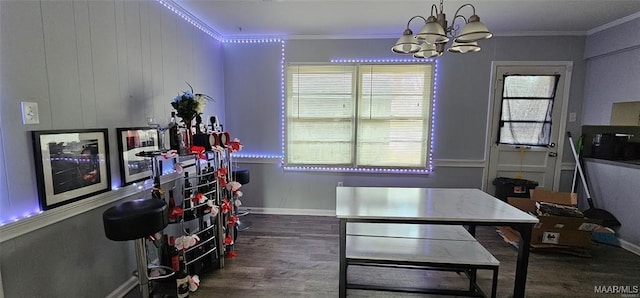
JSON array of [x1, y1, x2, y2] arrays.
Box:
[[103, 198, 171, 297]]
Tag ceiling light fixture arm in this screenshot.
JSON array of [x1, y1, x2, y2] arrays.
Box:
[[446, 4, 475, 37], [405, 15, 428, 30]]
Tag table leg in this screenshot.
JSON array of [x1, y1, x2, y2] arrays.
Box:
[[467, 224, 477, 292], [512, 223, 533, 298], [339, 219, 347, 298]]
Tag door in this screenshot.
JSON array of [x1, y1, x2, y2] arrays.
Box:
[[486, 62, 572, 194]]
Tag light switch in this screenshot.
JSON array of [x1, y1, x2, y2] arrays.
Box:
[[21, 102, 40, 124]]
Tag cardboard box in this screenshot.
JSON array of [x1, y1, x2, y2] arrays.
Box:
[[496, 226, 592, 257], [530, 188, 577, 205], [503, 196, 600, 249]]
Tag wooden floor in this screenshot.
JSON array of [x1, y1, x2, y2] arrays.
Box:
[[133, 214, 640, 297]]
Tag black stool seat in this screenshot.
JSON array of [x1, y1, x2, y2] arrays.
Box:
[[233, 168, 250, 185], [103, 199, 168, 241]]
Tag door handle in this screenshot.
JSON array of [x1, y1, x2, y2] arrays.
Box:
[[548, 152, 558, 157], [548, 142, 556, 148]]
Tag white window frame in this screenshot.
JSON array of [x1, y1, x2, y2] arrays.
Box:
[[284, 62, 436, 173]]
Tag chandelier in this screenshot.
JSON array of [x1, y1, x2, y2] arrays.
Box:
[[391, 0, 493, 58]]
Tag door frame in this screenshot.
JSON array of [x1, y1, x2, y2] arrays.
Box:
[[483, 61, 573, 192]]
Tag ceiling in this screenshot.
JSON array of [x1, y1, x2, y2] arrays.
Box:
[[173, 0, 640, 39]]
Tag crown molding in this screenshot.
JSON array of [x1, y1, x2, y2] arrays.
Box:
[[157, 0, 223, 40], [587, 11, 640, 35]]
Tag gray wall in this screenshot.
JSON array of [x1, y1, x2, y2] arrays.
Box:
[[580, 18, 640, 248], [583, 17, 640, 125], [584, 159, 640, 248], [224, 36, 587, 213], [0, 0, 223, 296]]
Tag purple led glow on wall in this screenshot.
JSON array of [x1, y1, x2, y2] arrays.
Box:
[[224, 38, 286, 161], [0, 210, 43, 227]]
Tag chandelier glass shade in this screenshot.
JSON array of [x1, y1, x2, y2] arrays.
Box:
[[392, 0, 492, 58]]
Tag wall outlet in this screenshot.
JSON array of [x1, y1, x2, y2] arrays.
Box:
[[337, 181, 344, 186], [21, 101, 40, 124], [568, 112, 576, 122]]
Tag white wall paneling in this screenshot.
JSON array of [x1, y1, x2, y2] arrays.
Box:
[[0, 0, 223, 296], [73, 0, 98, 129]]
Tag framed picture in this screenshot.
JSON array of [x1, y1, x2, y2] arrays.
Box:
[[116, 127, 159, 186], [31, 129, 111, 210]]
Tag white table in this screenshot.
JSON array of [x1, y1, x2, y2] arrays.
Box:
[[336, 187, 539, 298]]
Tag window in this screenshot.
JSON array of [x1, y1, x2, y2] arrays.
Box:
[[498, 75, 559, 146], [285, 63, 434, 170]]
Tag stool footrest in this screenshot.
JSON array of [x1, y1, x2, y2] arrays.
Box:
[[148, 265, 176, 281]]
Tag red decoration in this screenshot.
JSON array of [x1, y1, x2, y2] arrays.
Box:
[[224, 235, 234, 245], [225, 251, 237, 258], [190, 145, 207, 160], [221, 199, 232, 214], [169, 206, 183, 220], [216, 168, 228, 187], [227, 215, 238, 226], [228, 140, 242, 152], [191, 193, 204, 204]]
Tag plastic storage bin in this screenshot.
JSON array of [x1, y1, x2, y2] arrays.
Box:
[[492, 177, 538, 202]]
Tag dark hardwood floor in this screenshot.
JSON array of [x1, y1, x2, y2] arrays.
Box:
[[131, 214, 640, 297]]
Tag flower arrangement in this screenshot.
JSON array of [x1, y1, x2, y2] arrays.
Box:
[[171, 83, 213, 123]]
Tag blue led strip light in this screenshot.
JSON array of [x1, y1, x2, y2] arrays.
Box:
[[222, 38, 283, 43], [283, 166, 430, 174], [280, 41, 286, 164], [0, 210, 44, 227], [231, 154, 284, 159], [155, 0, 222, 40], [429, 60, 439, 172], [330, 58, 435, 63]]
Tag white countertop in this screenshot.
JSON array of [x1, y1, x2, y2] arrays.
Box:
[[336, 187, 538, 224]]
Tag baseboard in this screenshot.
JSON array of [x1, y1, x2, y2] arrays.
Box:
[[619, 238, 640, 256], [244, 207, 335, 217], [106, 276, 137, 298]]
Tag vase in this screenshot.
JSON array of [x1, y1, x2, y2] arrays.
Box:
[[181, 118, 194, 155]]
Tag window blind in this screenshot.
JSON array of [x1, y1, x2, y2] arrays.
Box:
[[358, 65, 431, 167], [285, 63, 433, 169], [286, 65, 356, 165]]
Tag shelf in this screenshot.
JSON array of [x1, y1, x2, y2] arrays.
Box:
[[185, 246, 217, 266], [200, 189, 216, 197], [194, 223, 216, 236], [182, 200, 214, 212], [186, 235, 217, 254]]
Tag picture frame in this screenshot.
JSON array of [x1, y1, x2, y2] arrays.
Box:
[[31, 129, 111, 210], [116, 127, 159, 186]]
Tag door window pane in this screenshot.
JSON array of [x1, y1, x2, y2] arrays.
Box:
[[498, 75, 559, 145]]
